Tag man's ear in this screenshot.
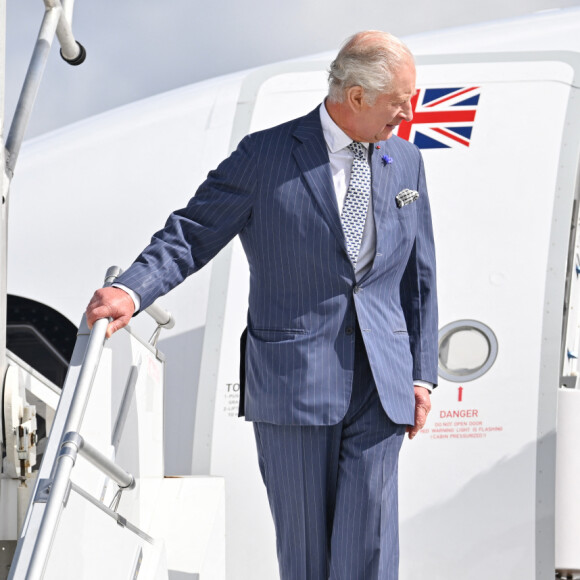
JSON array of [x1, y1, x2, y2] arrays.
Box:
[[345, 86, 365, 113]]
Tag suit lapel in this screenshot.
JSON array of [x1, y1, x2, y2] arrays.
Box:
[[292, 110, 346, 252], [370, 140, 397, 244]]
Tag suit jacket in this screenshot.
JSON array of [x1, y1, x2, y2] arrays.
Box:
[[116, 106, 438, 426]]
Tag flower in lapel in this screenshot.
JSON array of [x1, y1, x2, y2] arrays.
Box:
[[381, 154, 393, 166]]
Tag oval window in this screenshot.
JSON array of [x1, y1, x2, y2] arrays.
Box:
[[438, 320, 498, 382]]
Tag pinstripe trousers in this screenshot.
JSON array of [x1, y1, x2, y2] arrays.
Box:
[[253, 327, 406, 580]]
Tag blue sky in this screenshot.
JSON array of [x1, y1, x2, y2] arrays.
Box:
[[4, 0, 580, 137]]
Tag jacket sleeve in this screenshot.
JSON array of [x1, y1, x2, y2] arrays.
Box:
[[399, 153, 439, 386], [115, 134, 257, 311]]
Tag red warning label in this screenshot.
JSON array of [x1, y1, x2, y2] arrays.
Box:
[[421, 408, 504, 440]]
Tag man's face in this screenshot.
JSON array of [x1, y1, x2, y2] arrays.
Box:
[[351, 60, 416, 143]]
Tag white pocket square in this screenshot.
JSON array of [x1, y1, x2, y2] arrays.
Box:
[[396, 189, 419, 208]]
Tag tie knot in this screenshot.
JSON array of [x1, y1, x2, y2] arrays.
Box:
[[347, 141, 367, 160]]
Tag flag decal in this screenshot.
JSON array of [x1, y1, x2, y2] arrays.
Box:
[[396, 86, 480, 149]]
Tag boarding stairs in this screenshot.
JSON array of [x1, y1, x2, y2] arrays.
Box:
[[0, 3, 225, 577], [3, 267, 225, 579]]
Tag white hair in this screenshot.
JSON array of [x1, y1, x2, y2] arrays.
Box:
[[328, 31, 414, 104]]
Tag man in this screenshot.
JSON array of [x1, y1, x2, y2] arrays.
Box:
[[86, 30, 437, 580]]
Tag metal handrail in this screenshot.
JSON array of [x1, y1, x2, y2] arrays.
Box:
[[1, 4, 87, 575], [104, 265, 175, 347], [63, 432, 135, 490], [25, 317, 108, 579], [105, 265, 175, 330], [5, 0, 85, 178], [69, 483, 154, 544], [54, 0, 85, 63], [146, 301, 175, 330], [19, 264, 174, 578]]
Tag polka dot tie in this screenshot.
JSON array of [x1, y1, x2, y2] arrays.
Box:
[[341, 141, 371, 266]]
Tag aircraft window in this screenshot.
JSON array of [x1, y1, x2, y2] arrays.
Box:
[[438, 320, 498, 382]]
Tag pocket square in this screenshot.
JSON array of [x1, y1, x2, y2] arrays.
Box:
[[396, 189, 419, 208]]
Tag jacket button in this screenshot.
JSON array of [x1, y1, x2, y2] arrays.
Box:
[[353, 285, 361, 294], [345, 326, 354, 335]]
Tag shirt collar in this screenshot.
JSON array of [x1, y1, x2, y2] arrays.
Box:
[[319, 101, 369, 154]]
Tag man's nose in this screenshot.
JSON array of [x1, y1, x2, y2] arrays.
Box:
[[401, 100, 413, 122]]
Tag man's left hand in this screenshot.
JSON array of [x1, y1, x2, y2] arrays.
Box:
[[406, 386, 431, 440]]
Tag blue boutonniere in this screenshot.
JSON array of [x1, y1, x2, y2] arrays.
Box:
[[381, 154, 393, 166]]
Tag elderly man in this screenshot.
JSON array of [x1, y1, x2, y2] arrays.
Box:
[[87, 30, 437, 580]]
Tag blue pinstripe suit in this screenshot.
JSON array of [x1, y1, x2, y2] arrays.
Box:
[[116, 105, 437, 578]]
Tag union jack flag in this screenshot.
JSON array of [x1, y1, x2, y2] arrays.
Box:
[[396, 86, 480, 149]]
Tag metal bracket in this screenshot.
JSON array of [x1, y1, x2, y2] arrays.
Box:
[[33, 478, 71, 506], [148, 325, 163, 348], [34, 479, 53, 503], [116, 515, 127, 529], [561, 375, 578, 389]]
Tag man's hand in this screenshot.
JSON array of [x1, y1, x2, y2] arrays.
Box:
[[86, 287, 135, 338], [406, 385, 431, 440]]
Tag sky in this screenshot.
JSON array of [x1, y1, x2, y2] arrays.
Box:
[[3, 0, 580, 138]]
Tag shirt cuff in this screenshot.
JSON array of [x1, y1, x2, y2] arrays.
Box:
[[413, 380, 433, 393], [112, 283, 141, 312]]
